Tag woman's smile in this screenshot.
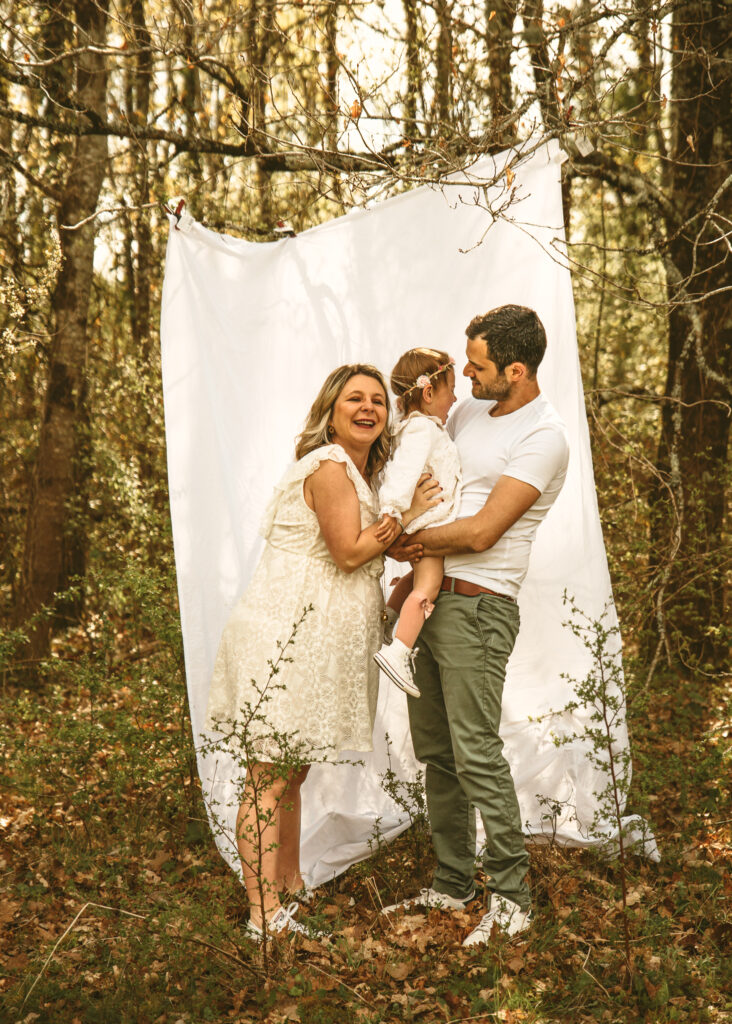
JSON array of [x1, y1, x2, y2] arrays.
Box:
[[330, 374, 388, 448]]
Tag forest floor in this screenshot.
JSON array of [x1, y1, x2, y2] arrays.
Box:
[[0, 608, 730, 1024]]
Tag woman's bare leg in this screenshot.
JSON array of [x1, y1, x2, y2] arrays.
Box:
[[394, 556, 444, 648], [237, 762, 289, 929], [276, 765, 310, 893]]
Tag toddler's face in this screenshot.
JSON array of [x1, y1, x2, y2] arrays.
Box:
[[428, 368, 457, 424]]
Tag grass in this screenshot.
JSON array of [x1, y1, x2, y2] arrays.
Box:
[[0, 596, 730, 1024]]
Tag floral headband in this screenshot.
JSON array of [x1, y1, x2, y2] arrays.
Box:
[[402, 358, 455, 396]]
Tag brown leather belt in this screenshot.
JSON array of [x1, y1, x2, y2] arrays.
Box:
[[440, 575, 516, 603]]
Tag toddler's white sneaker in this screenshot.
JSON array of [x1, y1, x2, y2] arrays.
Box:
[[374, 638, 421, 698]]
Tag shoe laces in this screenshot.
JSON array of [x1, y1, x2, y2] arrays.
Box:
[[268, 901, 301, 934], [477, 908, 497, 929]]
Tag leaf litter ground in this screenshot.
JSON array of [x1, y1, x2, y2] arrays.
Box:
[[0, 632, 729, 1024]]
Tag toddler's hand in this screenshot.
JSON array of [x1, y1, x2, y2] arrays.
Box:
[[376, 514, 401, 544]]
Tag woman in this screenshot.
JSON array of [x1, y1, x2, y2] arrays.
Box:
[[205, 364, 437, 941]]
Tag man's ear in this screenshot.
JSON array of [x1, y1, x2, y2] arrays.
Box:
[[507, 362, 526, 383]]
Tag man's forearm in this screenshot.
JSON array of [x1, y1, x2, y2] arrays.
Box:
[[404, 477, 542, 559], [410, 517, 482, 557]]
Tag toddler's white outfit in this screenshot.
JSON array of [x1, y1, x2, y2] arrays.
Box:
[[374, 412, 462, 697], [379, 412, 462, 531]]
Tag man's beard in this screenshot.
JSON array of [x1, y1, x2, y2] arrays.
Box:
[[471, 378, 512, 401]]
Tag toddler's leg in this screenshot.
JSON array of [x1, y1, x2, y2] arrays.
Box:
[[394, 556, 444, 649], [381, 571, 414, 645], [386, 571, 415, 614], [374, 557, 444, 698]]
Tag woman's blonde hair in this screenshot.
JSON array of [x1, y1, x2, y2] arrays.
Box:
[[390, 347, 454, 415], [295, 364, 392, 477]]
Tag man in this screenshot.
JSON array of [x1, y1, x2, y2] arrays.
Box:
[[386, 304, 569, 946]]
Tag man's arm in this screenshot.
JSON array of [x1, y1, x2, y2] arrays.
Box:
[[389, 475, 540, 560]]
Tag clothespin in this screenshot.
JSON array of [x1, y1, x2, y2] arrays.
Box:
[[273, 219, 296, 238], [573, 134, 594, 157], [164, 196, 194, 233]]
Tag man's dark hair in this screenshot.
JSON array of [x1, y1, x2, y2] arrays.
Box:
[[466, 305, 547, 377]]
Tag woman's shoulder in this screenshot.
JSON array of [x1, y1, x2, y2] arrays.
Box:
[[277, 444, 343, 479], [292, 445, 374, 504]]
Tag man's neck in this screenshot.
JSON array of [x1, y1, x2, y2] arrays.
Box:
[[489, 381, 541, 417]]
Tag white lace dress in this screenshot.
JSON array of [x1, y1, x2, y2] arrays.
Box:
[[379, 412, 462, 534], [205, 445, 384, 762]]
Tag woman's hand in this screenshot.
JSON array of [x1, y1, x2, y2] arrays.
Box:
[[402, 472, 442, 528], [375, 514, 402, 545]]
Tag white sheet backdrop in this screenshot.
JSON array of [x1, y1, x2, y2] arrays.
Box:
[[160, 140, 657, 887]]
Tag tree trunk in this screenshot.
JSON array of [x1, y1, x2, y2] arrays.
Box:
[[523, 0, 570, 228], [523, 0, 556, 128], [18, 0, 110, 662], [402, 0, 421, 140], [433, 0, 453, 133], [485, 0, 516, 132], [649, 0, 731, 669]]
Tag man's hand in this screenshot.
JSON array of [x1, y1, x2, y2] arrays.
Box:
[[387, 532, 424, 563]]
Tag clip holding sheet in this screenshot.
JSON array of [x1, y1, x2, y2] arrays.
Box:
[[574, 134, 594, 157], [273, 219, 296, 238], [164, 196, 195, 233]]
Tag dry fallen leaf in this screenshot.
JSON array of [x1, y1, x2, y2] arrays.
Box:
[[0, 900, 19, 924], [146, 849, 172, 873], [386, 959, 413, 981]]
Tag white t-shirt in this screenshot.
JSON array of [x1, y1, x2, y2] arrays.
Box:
[[444, 393, 569, 598]]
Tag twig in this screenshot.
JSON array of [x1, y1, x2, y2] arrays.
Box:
[[444, 1014, 502, 1023], [21, 899, 150, 1009], [185, 934, 263, 977], [84, 900, 148, 919], [364, 875, 385, 914], [581, 946, 611, 999], [21, 902, 92, 1010], [307, 962, 376, 1009], [364, 874, 394, 932]]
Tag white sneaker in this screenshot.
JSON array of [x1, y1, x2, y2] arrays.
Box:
[[381, 887, 475, 915], [374, 639, 421, 698], [245, 901, 328, 942], [381, 606, 399, 645], [462, 895, 532, 946]]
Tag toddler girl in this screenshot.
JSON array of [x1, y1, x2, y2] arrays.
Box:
[[374, 348, 462, 697]]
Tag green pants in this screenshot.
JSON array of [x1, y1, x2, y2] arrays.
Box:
[[409, 590, 531, 910]]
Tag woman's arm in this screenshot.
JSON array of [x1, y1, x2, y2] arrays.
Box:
[[305, 461, 393, 572], [305, 462, 442, 573]]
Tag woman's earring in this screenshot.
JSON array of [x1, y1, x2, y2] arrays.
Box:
[[327, 423, 335, 436]]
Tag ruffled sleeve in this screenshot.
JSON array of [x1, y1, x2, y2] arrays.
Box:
[[260, 444, 377, 539], [378, 415, 439, 521]]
